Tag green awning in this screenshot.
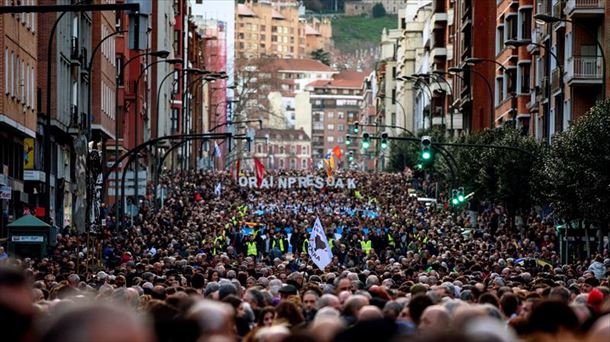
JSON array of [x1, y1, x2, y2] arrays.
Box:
[[7, 215, 51, 229]]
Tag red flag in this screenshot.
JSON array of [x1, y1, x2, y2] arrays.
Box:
[[332, 146, 343, 159], [233, 159, 241, 180], [254, 158, 265, 188]]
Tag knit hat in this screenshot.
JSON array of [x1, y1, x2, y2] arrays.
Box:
[[588, 288, 604, 313]]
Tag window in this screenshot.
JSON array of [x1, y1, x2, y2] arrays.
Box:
[[327, 136, 334, 142], [171, 108, 179, 131], [391, 112, 397, 126], [257, 144, 262, 154], [507, 67, 517, 95], [338, 112, 345, 119], [301, 159, 307, 169], [518, 62, 531, 95], [327, 112, 334, 119], [290, 159, 296, 169], [279, 159, 285, 169], [496, 25, 505, 55], [337, 136, 344, 143], [337, 124, 345, 131], [4, 48, 8, 95], [280, 146, 285, 154], [495, 76, 503, 105], [327, 124, 334, 131], [505, 14, 517, 41], [518, 8, 532, 40]]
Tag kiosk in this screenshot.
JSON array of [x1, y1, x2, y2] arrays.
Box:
[[7, 215, 51, 259]]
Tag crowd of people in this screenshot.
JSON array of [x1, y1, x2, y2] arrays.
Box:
[[1, 170, 609, 342]]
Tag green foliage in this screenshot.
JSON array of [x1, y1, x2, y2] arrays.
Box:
[[541, 99, 610, 227], [331, 15, 397, 52], [372, 3, 386, 17], [310, 49, 331, 66], [450, 127, 541, 215]]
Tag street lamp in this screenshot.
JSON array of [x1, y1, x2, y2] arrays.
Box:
[[399, 75, 434, 129], [533, 13, 606, 97], [130, 57, 182, 212], [447, 66, 495, 129], [112, 50, 172, 218], [464, 57, 517, 123]]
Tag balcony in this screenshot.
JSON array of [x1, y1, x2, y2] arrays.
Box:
[[565, 0, 605, 17], [566, 56, 603, 85], [551, 68, 562, 93], [432, 12, 448, 25]]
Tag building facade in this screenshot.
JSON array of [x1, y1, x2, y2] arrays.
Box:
[[37, 0, 92, 230], [236, 0, 305, 59], [253, 128, 311, 170], [0, 3, 38, 236], [528, 0, 608, 142], [306, 70, 368, 162]]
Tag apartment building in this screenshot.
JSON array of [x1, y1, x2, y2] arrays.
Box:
[[236, 0, 305, 58], [345, 0, 411, 16], [253, 128, 311, 170], [306, 70, 368, 162], [0, 3, 38, 237], [37, 0, 92, 229], [91, 9, 118, 158], [304, 17, 333, 56], [528, 0, 608, 141]]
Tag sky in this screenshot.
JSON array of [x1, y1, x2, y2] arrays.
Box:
[[190, 0, 236, 101]]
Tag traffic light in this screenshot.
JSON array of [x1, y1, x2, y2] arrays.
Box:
[[346, 135, 352, 145], [348, 151, 354, 161], [353, 122, 360, 134], [380, 132, 388, 150], [457, 187, 465, 203], [420, 136, 432, 161], [362, 133, 370, 149], [451, 189, 459, 206]]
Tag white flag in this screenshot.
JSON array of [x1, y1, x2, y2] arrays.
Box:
[[214, 143, 222, 158], [214, 182, 222, 197], [307, 217, 333, 271]]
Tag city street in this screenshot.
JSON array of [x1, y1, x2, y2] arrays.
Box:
[[0, 1, 609, 342]]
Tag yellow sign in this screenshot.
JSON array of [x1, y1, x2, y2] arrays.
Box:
[[24, 138, 34, 170]]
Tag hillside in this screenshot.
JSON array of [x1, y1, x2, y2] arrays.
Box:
[[331, 15, 398, 53]]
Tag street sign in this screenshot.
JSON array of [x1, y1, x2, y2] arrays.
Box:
[[0, 185, 11, 200]]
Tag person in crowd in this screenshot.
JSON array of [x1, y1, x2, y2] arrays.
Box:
[[0, 169, 608, 342]]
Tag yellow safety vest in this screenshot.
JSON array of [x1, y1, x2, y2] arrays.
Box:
[[361, 240, 372, 255], [302, 239, 309, 253], [272, 239, 285, 252], [388, 234, 395, 247], [246, 242, 257, 256]]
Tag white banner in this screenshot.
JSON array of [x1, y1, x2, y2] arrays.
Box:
[[238, 176, 357, 189], [308, 217, 333, 271]]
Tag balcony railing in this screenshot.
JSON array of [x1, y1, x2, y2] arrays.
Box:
[[565, 0, 605, 16], [566, 56, 603, 81]]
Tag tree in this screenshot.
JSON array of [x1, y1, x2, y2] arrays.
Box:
[[450, 127, 541, 220], [310, 48, 331, 66], [541, 99, 610, 252], [372, 3, 386, 17], [233, 56, 283, 124]]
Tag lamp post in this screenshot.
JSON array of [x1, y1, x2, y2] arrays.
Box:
[[180, 71, 228, 170], [464, 57, 517, 124], [448, 66, 496, 129], [505, 38, 564, 139], [130, 57, 181, 209], [112, 50, 170, 218], [534, 14, 606, 97], [399, 76, 434, 129]]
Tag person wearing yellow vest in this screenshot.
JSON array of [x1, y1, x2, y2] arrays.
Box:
[[387, 232, 396, 248], [302, 239, 309, 254], [360, 235, 372, 255], [246, 236, 258, 257], [271, 231, 286, 254]]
